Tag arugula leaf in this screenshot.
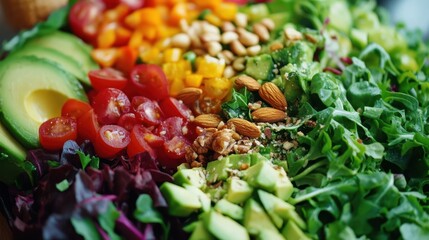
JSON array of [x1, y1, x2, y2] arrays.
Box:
[[77, 150, 100, 169], [98, 203, 121, 240], [55, 179, 70, 192], [134, 194, 169, 237], [71, 217, 101, 240], [221, 88, 254, 120]]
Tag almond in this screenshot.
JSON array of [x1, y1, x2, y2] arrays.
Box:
[[193, 114, 222, 128], [258, 82, 287, 110], [235, 75, 261, 91], [227, 118, 261, 138], [251, 107, 286, 123], [176, 87, 203, 105]]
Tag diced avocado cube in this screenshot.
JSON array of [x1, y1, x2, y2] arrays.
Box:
[[257, 190, 295, 229], [203, 210, 250, 240], [183, 184, 212, 212], [271, 48, 290, 67], [257, 230, 286, 240], [207, 186, 227, 202], [274, 168, 294, 201], [278, 209, 306, 230], [183, 221, 198, 233], [225, 177, 253, 204], [189, 221, 215, 240], [243, 161, 279, 192], [241, 3, 270, 21], [177, 162, 191, 170], [173, 168, 206, 189], [350, 28, 368, 49], [206, 157, 231, 183], [229, 154, 252, 170], [245, 54, 274, 81], [160, 182, 201, 217], [281, 221, 310, 240], [214, 199, 243, 221], [243, 199, 279, 236], [249, 153, 269, 166]]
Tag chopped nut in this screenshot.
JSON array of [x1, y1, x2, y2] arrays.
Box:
[[237, 28, 259, 47], [270, 42, 284, 51], [247, 45, 262, 56], [201, 32, 221, 43], [234, 13, 248, 28], [223, 66, 236, 78], [222, 21, 236, 32], [232, 57, 246, 71], [253, 23, 270, 42], [284, 27, 303, 41], [261, 18, 275, 31], [221, 31, 239, 44], [230, 40, 247, 56], [206, 41, 222, 56], [283, 141, 294, 150]]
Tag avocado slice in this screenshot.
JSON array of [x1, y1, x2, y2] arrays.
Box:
[[173, 167, 206, 189], [243, 161, 279, 192], [274, 167, 294, 201], [243, 199, 279, 236], [183, 184, 211, 212], [189, 221, 215, 240], [160, 182, 201, 217], [281, 221, 310, 240], [203, 210, 249, 240], [225, 177, 253, 204], [9, 45, 89, 85], [0, 122, 35, 187], [0, 57, 87, 149], [206, 157, 231, 183], [257, 190, 295, 229], [24, 31, 98, 84], [257, 230, 285, 240], [214, 199, 243, 221]]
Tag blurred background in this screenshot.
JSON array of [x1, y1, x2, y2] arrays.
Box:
[[0, 0, 428, 43]]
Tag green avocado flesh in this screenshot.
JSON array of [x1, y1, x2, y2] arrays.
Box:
[[0, 121, 34, 187], [0, 56, 87, 149], [9, 45, 88, 85], [24, 31, 98, 85]]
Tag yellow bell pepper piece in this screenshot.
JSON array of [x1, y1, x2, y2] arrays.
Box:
[[163, 48, 183, 63], [185, 74, 204, 88], [196, 56, 226, 78], [203, 77, 232, 100], [214, 3, 238, 21]]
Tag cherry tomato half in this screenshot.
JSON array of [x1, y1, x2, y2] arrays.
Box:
[[130, 64, 169, 101], [95, 125, 130, 159], [132, 96, 164, 126], [61, 99, 92, 119], [69, 0, 104, 42], [77, 109, 100, 142], [155, 117, 185, 140], [127, 125, 156, 158], [89, 68, 128, 91], [39, 116, 78, 151], [159, 97, 192, 120], [92, 88, 131, 125], [117, 112, 139, 131]]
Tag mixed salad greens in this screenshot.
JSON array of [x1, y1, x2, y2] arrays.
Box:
[[1, 0, 429, 239]]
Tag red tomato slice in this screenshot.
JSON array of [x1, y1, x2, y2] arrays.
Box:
[[155, 117, 185, 140], [155, 136, 188, 170], [130, 64, 169, 101], [131, 96, 164, 126], [95, 125, 130, 158], [61, 99, 92, 119], [144, 133, 164, 147], [69, 0, 104, 42], [77, 109, 100, 142], [117, 112, 139, 131], [92, 88, 131, 125], [89, 68, 128, 91], [39, 117, 78, 151], [127, 125, 156, 158], [159, 97, 192, 120]]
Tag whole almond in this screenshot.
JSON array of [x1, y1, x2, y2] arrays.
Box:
[[193, 114, 222, 128], [235, 75, 261, 91], [176, 87, 203, 105], [259, 82, 287, 110], [252, 107, 287, 123], [227, 118, 261, 138]]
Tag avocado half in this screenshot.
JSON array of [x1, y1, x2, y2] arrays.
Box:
[[0, 56, 88, 149]]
